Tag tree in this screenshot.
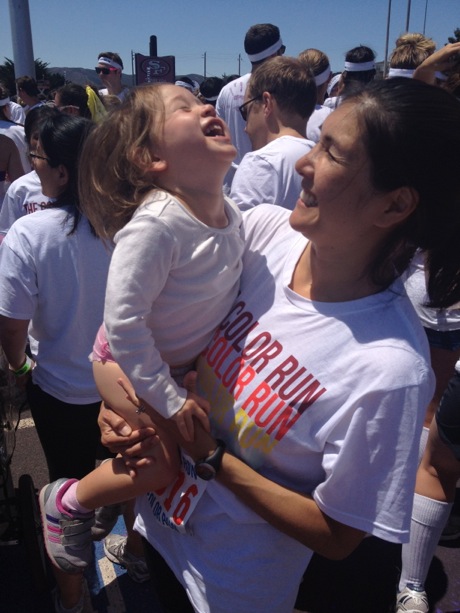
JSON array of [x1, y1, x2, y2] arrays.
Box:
[[448, 28, 460, 44], [0, 58, 64, 98]]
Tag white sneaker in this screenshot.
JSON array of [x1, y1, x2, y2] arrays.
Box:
[[395, 586, 429, 613], [103, 534, 150, 583]]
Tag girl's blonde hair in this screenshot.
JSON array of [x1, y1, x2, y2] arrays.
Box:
[[389, 33, 436, 70], [79, 83, 167, 239]]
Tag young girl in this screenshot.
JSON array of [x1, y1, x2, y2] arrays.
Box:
[[39, 83, 244, 575]]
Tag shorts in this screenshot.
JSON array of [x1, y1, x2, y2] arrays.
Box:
[[90, 323, 194, 385], [424, 327, 460, 351], [436, 371, 460, 461]]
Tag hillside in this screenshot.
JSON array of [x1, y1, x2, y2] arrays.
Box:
[[49, 67, 204, 87]]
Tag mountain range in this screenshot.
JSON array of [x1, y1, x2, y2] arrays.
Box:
[[49, 67, 204, 87]]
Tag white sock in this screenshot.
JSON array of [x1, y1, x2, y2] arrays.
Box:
[[418, 427, 429, 465], [399, 493, 453, 592]]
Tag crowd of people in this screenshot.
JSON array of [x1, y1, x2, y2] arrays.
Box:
[[1, 27, 460, 613]]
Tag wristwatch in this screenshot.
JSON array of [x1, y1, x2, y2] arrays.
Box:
[[195, 439, 226, 481]]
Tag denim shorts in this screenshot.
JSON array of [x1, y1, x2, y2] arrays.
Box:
[[436, 371, 460, 461], [424, 327, 460, 351]]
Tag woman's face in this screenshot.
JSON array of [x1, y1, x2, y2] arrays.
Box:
[[31, 139, 66, 198], [290, 102, 389, 249]]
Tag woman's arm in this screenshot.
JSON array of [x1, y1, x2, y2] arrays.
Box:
[[99, 400, 366, 560], [0, 315, 30, 370]]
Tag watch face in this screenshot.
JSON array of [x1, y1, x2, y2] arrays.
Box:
[[195, 462, 216, 481]]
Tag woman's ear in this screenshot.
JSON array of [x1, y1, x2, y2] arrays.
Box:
[[57, 164, 69, 188], [376, 186, 419, 228]]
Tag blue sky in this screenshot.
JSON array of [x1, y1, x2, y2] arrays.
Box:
[[1, 0, 459, 79]]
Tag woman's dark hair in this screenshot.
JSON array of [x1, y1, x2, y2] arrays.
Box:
[[39, 114, 94, 234], [24, 104, 59, 145], [56, 83, 91, 118], [344, 77, 460, 308], [342, 45, 376, 92]]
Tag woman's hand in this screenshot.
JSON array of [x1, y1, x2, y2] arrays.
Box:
[[98, 401, 159, 467]]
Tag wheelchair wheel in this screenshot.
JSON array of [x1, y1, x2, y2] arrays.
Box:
[[18, 473, 52, 595]]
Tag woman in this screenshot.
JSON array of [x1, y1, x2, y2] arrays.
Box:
[[0, 113, 112, 613], [0, 113, 111, 481], [99, 78, 460, 613]]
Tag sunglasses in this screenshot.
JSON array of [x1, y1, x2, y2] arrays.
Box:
[[95, 66, 118, 75], [238, 95, 263, 122], [29, 151, 51, 163]]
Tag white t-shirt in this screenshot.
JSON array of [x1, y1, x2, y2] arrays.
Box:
[[0, 207, 111, 403], [306, 104, 333, 143], [0, 120, 30, 173], [98, 87, 130, 102], [8, 101, 26, 124], [104, 190, 244, 418], [0, 170, 51, 238], [230, 135, 314, 211], [216, 73, 252, 189], [403, 250, 460, 331], [135, 205, 433, 613]]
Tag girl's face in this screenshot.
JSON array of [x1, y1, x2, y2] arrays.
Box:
[[31, 139, 66, 198], [290, 102, 391, 250], [156, 85, 236, 185]]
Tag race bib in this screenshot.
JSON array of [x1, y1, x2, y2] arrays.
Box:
[[145, 450, 207, 535]]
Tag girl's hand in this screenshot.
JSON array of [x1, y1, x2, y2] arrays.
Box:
[[171, 392, 211, 442]]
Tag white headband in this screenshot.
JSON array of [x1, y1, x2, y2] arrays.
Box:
[[98, 56, 123, 71], [175, 80, 195, 92], [388, 68, 414, 78], [0, 96, 10, 106], [344, 60, 375, 72], [247, 38, 284, 63], [314, 66, 331, 87], [435, 71, 448, 81], [204, 95, 219, 102], [326, 73, 342, 96]]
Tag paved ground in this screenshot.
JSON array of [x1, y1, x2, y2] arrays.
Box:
[[2, 404, 460, 612]]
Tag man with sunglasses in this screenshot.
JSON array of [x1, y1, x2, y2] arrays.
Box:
[[96, 51, 130, 102], [216, 23, 285, 192], [230, 56, 316, 212]]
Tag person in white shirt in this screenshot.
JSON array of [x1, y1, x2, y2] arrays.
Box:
[[216, 23, 285, 190], [230, 56, 315, 211], [16, 75, 45, 114], [0, 84, 30, 173], [96, 51, 130, 102], [0, 105, 56, 241], [298, 48, 334, 143], [98, 77, 460, 613]]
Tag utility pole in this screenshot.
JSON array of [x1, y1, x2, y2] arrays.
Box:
[[8, 0, 35, 79], [384, 0, 392, 77], [405, 0, 411, 31], [238, 54, 242, 76], [203, 52, 207, 78], [423, 0, 429, 35]]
